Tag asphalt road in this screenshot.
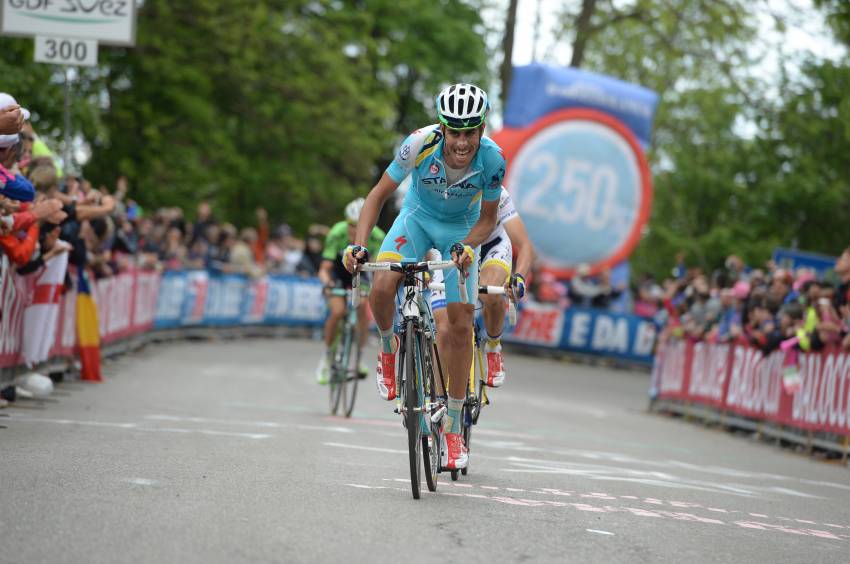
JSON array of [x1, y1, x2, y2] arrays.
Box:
[[1, 337, 849, 564]]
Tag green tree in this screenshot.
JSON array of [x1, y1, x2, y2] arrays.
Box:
[[82, 0, 491, 231]]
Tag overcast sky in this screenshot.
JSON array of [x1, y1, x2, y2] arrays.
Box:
[[508, 0, 845, 68]]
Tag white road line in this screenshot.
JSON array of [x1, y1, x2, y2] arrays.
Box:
[[13, 417, 271, 439], [146, 415, 354, 433], [323, 442, 407, 454], [123, 478, 158, 486], [586, 529, 615, 536]]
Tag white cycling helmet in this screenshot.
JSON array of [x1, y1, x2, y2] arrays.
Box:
[[435, 83, 490, 130], [345, 197, 365, 224]]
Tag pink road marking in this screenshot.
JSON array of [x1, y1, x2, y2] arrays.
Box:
[[795, 519, 816, 524], [669, 501, 703, 509], [491, 497, 537, 506], [659, 512, 725, 525], [624, 507, 664, 518], [539, 488, 573, 496], [581, 493, 617, 500], [570, 503, 610, 513], [734, 521, 842, 540], [348, 483, 845, 542], [643, 498, 664, 505], [518, 499, 549, 507]]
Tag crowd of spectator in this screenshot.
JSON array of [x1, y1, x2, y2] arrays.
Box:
[[5, 89, 850, 370], [648, 253, 850, 354], [0, 91, 328, 290], [523, 247, 850, 355]]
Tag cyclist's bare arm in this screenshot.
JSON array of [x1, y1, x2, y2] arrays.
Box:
[[461, 198, 498, 248], [318, 260, 334, 287], [503, 214, 535, 280], [353, 172, 399, 251]]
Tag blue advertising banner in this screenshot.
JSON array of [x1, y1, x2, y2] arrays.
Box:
[[503, 302, 658, 365], [504, 64, 659, 147], [153, 271, 325, 329], [772, 247, 837, 278]]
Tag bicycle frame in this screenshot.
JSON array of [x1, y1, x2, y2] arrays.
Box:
[[353, 259, 462, 498]]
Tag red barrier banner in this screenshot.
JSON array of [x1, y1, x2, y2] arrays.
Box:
[[655, 341, 850, 437], [789, 352, 850, 435], [508, 303, 564, 347], [3, 266, 161, 368], [0, 255, 26, 367]]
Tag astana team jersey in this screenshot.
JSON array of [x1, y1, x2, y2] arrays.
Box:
[[378, 123, 507, 305], [385, 124, 506, 226]]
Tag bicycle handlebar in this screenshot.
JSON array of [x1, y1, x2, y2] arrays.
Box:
[[351, 260, 465, 307], [427, 282, 518, 326]]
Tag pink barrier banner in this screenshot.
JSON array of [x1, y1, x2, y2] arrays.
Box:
[[2, 265, 161, 368], [654, 340, 850, 437], [0, 255, 27, 367]]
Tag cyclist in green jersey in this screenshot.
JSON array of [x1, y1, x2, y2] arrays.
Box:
[[316, 198, 386, 383]]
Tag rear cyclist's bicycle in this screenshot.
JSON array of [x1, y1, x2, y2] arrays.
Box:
[[428, 282, 517, 479], [353, 259, 462, 499], [327, 287, 367, 418]]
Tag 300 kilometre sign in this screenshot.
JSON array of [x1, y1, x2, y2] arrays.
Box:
[[1, 0, 136, 45]]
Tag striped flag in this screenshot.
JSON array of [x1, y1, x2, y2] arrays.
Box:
[[22, 252, 68, 367], [76, 268, 102, 382]]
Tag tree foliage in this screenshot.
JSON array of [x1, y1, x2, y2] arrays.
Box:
[[552, 0, 850, 278], [9, 0, 488, 230]]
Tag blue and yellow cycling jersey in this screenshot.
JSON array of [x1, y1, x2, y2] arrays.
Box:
[[386, 124, 506, 224]]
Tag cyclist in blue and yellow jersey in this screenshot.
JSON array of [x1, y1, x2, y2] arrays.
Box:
[[343, 83, 505, 470], [429, 185, 535, 387], [315, 198, 385, 384]]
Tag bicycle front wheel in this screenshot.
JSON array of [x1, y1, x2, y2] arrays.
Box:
[[328, 342, 343, 415], [342, 322, 360, 418], [404, 320, 422, 499]]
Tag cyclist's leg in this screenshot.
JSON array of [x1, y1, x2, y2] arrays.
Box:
[[317, 295, 346, 384], [324, 296, 346, 348], [370, 209, 431, 400], [479, 237, 512, 387], [437, 233, 478, 469]]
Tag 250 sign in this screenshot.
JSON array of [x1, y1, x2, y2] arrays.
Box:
[[504, 109, 652, 276]]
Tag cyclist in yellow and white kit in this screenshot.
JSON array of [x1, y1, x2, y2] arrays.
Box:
[[429, 186, 534, 387], [343, 83, 506, 470]]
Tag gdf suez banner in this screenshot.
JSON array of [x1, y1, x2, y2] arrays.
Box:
[[503, 302, 659, 365], [153, 271, 325, 329], [493, 64, 659, 278], [653, 340, 850, 437]]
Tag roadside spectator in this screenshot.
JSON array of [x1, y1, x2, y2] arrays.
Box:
[[229, 227, 263, 278]]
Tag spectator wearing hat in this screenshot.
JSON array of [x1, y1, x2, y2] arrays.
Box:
[[0, 93, 29, 137]]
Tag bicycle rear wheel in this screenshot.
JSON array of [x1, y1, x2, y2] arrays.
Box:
[[422, 334, 439, 492], [403, 320, 422, 499], [472, 344, 486, 425], [328, 341, 343, 415], [342, 322, 360, 418]]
